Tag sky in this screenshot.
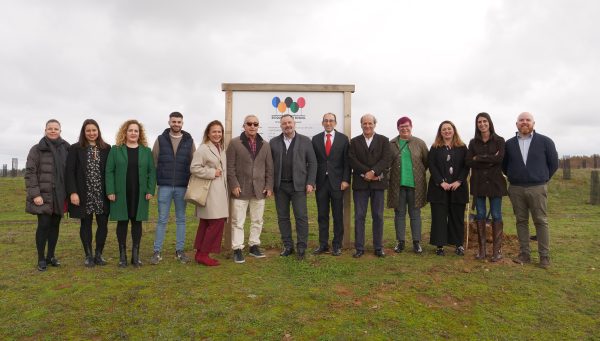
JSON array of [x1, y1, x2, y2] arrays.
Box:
[[1, 0, 598, 168]]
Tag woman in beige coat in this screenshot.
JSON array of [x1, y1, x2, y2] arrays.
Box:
[[190, 120, 228, 266]]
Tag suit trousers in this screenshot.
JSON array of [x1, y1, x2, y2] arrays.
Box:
[[353, 189, 384, 251], [230, 197, 265, 250], [316, 178, 344, 249], [508, 184, 549, 257], [275, 181, 309, 250]]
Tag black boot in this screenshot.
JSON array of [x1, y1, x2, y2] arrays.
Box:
[[118, 242, 128, 268], [94, 244, 107, 266], [475, 220, 487, 260], [131, 245, 142, 268], [84, 242, 95, 268], [491, 221, 504, 262]]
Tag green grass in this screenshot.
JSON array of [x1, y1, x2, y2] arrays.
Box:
[[1, 170, 599, 340]]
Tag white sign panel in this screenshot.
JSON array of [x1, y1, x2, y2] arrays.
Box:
[[230, 91, 345, 141]]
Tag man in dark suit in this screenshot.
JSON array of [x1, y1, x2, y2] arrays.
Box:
[[311, 113, 351, 256], [349, 114, 390, 258], [271, 114, 317, 260]]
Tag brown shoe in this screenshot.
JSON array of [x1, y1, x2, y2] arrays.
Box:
[[512, 252, 531, 265], [539, 256, 550, 269]]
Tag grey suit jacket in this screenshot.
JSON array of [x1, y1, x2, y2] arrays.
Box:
[[270, 132, 317, 192]]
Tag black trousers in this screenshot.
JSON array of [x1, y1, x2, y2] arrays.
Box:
[[116, 219, 142, 248], [315, 178, 344, 249], [274, 181, 309, 250], [36, 214, 61, 261], [353, 189, 384, 251], [80, 213, 108, 252], [429, 202, 466, 247]]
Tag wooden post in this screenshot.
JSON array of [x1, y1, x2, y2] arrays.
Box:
[[591, 170, 600, 205], [223, 90, 233, 250], [562, 156, 571, 180], [343, 90, 353, 249], [594, 154, 599, 169]]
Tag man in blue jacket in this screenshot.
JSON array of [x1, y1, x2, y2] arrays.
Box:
[[503, 112, 558, 269], [150, 112, 196, 264]]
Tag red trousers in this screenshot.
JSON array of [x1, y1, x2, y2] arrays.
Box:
[[194, 218, 225, 254]]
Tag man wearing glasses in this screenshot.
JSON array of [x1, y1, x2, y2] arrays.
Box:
[[311, 113, 350, 256], [226, 115, 274, 264]]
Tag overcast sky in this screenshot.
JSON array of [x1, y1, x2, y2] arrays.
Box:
[[1, 0, 598, 168]]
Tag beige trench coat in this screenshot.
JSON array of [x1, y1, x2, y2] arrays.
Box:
[[190, 142, 229, 219]]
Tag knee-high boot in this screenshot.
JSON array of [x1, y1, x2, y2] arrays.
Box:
[[131, 243, 142, 267], [491, 221, 503, 262], [475, 220, 487, 260], [118, 241, 128, 268], [84, 241, 95, 268]]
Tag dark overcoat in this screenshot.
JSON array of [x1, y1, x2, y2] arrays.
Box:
[[387, 135, 429, 209], [465, 135, 508, 197], [426, 145, 469, 204], [348, 133, 390, 190], [65, 143, 111, 218]]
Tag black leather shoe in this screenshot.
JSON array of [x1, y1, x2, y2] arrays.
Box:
[[312, 245, 330, 255], [84, 256, 95, 268], [435, 248, 445, 256], [331, 248, 342, 256], [296, 249, 306, 260], [374, 249, 386, 258], [279, 247, 294, 257], [394, 240, 405, 253], [37, 260, 47, 272], [46, 257, 60, 267], [352, 250, 364, 258]]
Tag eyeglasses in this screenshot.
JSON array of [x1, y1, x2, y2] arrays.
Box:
[[245, 122, 259, 127]]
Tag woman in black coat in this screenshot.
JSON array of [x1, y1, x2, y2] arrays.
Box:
[[427, 120, 469, 256], [66, 119, 111, 267], [25, 119, 70, 271], [465, 112, 507, 262]]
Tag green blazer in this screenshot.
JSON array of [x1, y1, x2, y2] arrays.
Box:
[[105, 144, 156, 221]]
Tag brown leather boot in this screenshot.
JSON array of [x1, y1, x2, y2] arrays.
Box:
[[475, 220, 487, 260], [491, 221, 503, 262]]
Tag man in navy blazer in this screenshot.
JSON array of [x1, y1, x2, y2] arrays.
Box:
[[271, 114, 317, 260], [311, 113, 351, 256], [349, 114, 391, 258]]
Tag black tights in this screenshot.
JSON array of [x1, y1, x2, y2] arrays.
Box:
[[80, 213, 108, 252], [36, 214, 61, 261], [116, 219, 142, 248]]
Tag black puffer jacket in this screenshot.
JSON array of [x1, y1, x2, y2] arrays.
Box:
[[25, 137, 69, 215]]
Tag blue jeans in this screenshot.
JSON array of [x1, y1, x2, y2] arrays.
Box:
[[394, 187, 422, 242], [153, 186, 187, 252], [474, 196, 502, 222]]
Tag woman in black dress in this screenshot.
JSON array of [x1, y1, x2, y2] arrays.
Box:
[[427, 121, 469, 256], [66, 119, 111, 267]]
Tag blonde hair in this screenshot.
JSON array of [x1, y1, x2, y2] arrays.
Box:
[[115, 119, 148, 146], [203, 120, 224, 144], [432, 120, 465, 148]]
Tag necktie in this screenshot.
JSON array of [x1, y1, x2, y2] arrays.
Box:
[[325, 133, 332, 156]]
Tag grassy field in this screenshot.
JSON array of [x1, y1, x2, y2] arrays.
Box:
[[0, 169, 599, 340]]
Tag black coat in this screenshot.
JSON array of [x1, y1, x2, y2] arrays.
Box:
[[312, 130, 351, 191], [426, 145, 469, 204], [349, 133, 391, 190], [66, 143, 111, 218], [465, 135, 508, 197]]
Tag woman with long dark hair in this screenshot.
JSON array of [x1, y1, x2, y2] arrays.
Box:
[[66, 119, 111, 267], [427, 120, 469, 256], [25, 119, 70, 271], [190, 120, 228, 266], [106, 119, 156, 268], [466, 112, 507, 261]]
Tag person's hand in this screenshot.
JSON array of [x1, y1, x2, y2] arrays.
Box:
[[107, 194, 116, 202], [450, 181, 462, 191], [340, 181, 349, 191], [215, 169, 222, 177], [33, 196, 43, 206], [306, 185, 314, 194], [364, 170, 376, 181], [440, 182, 451, 191], [232, 187, 241, 197], [70, 193, 80, 206], [263, 189, 272, 198], [145, 194, 153, 200]]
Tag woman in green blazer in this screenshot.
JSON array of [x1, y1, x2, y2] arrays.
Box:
[[106, 119, 156, 268]]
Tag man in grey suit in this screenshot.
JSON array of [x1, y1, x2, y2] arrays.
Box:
[[349, 114, 391, 258], [271, 114, 317, 260], [312, 113, 350, 256]]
